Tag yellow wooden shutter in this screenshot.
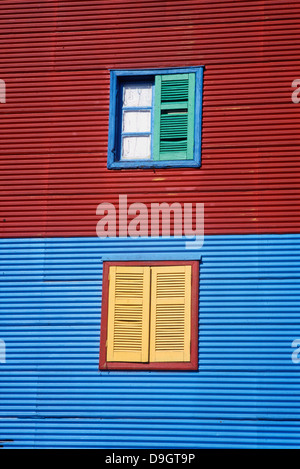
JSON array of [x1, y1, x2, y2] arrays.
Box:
[[107, 266, 151, 362], [149, 265, 192, 362]]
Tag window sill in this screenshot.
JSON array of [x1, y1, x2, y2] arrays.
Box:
[[107, 159, 201, 170], [99, 361, 198, 371]]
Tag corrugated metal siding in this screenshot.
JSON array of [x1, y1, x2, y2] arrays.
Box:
[[1, 235, 300, 448], [1, 0, 300, 450], [1, 419, 300, 449], [1, 0, 300, 237]]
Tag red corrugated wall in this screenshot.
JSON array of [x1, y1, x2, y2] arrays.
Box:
[[0, 0, 299, 238]]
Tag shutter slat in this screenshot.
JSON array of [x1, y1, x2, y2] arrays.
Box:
[[150, 266, 192, 362], [107, 266, 150, 362]]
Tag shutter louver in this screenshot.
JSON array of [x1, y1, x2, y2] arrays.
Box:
[[107, 266, 151, 362], [150, 266, 192, 362], [153, 73, 195, 161]]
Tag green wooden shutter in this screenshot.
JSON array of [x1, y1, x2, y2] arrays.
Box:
[[153, 73, 195, 161]]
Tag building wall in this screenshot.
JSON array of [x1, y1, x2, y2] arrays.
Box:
[[1, 0, 300, 237], [0, 0, 300, 448], [1, 235, 300, 448]]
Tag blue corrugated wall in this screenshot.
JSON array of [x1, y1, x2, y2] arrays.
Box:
[[0, 234, 300, 448]]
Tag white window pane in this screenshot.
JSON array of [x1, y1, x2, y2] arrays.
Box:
[[122, 136, 151, 160], [123, 84, 152, 108], [123, 111, 151, 133]]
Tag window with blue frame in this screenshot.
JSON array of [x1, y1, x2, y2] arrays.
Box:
[[107, 67, 204, 169]]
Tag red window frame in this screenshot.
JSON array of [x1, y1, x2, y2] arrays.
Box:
[[99, 260, 199, 371]]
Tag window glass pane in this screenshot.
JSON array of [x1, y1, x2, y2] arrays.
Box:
[[123, 111, 151, 133], [122, 136, 151, 160], [123, 84, 152, 108]]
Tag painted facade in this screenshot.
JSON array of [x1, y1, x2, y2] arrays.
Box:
[[0, 0, 300, 448]]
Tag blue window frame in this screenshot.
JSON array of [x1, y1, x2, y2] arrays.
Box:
[[107, 67, 204, 170]]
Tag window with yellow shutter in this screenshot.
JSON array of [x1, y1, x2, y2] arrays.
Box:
[[99, 261, 199, 370]]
